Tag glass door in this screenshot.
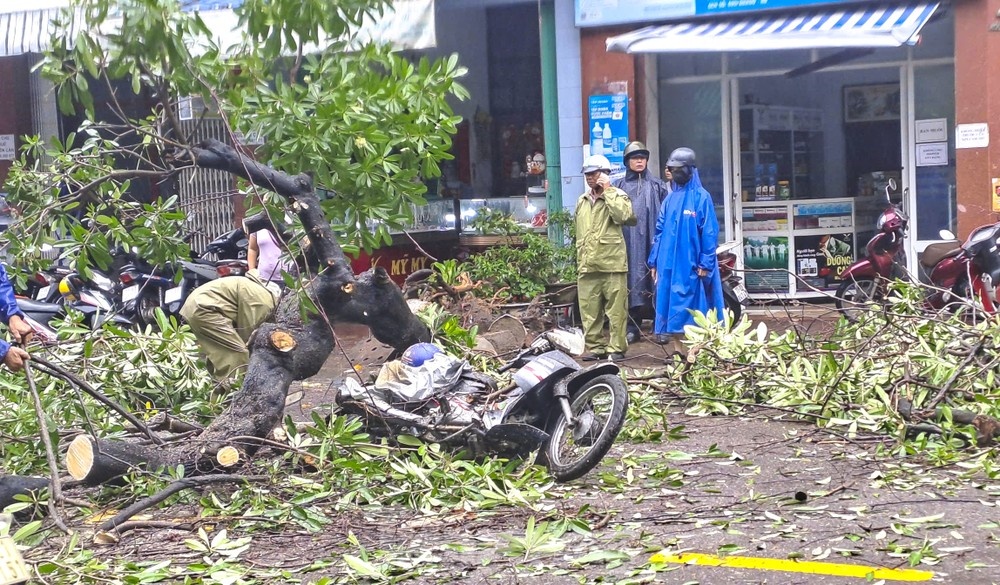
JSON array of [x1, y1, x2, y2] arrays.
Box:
[[658, 79, 732, 240], [907, 62, 957, 275]]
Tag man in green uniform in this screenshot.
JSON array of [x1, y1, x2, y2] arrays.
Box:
[[180, 272, 278, 381], [575, 154, 636, 362]]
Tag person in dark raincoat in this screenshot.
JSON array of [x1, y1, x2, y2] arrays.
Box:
[[614, 141, 669, 344], [647, 147, 724, 350]]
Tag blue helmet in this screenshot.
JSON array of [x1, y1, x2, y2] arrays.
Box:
[[401, 343, 443, 367]]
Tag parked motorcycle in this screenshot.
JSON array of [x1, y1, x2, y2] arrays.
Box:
[[835, 178, 908, 322], [21, 266, 72, 303], [717, 241, 750, 326], [336, 329, 630, 482], [119, 229, 249, 328], [922, 222, 1000, 319], [16, 291, 132, 343]]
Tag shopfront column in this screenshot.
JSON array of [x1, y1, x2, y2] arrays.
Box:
[[954, 0, 1000, 236]]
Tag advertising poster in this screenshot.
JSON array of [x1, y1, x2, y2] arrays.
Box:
[[743, 236, 790, 293], [588, 94, 629, 179], [993, 177, 1000, 213], [794, 233, 855, 291]]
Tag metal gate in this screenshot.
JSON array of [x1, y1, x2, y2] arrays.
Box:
[[177, 116, 238, 257]]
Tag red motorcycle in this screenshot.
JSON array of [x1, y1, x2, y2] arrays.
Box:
[[835, 179, 908, 322], [922, 222, 1000, 319]]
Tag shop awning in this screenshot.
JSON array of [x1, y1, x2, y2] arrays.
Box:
[[606, 2, 940, 54], [0, 0, 435, 57]]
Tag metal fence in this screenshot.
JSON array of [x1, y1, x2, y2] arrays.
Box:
[[177, 117, 239, 256]]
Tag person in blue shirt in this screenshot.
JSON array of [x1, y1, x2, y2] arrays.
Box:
[[0, 264, 33, 372], [647, 147, 724, 351]]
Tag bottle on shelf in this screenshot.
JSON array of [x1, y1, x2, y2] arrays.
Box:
[[591, 122, 604, 156]]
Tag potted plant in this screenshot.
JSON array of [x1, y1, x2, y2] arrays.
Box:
[[465, 209, 577, 306]]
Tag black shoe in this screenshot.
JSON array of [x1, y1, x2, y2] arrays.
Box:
[[609, 352, 626, 362], [655, 334, 671, 345], [626, 330, 640, 344], [581, 353, 606, 362]]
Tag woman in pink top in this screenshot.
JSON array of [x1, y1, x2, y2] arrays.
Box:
[[247, 229, 290, 283]]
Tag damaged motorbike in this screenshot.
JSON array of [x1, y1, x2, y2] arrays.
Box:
[[336, 328, 630, 482]]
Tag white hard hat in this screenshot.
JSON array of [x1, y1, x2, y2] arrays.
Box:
[[581, 154, 612, 174]]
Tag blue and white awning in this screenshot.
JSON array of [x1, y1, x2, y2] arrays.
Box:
[[607, 2, 940, 53], [0, 0, 435, 57]]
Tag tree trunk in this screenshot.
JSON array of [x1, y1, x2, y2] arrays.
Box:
[[59, 138, 430, 485]]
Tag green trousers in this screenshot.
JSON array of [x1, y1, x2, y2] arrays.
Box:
[[577, 272, 628, 355], [179, 276, 276, 381]]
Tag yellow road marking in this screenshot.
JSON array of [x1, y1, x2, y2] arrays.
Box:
[[649, 552, 933, 582]]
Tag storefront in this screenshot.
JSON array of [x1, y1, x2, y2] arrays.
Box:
[[581, 0, 959, 299]]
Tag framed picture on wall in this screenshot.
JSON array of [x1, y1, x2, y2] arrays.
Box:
[[843, 84, 900, 123]]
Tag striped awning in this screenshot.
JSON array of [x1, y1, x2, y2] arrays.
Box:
[[0, 0, 435, 57], [0, 7, 79, 56], [607, 2, 940, 54]]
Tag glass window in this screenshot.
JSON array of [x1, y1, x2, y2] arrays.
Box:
[[658, 80, 725, 224], [657, 52, 721, 77], [912, 63, 956, 241], [911, 8, 954, 60], [729, 49, 806, 74]]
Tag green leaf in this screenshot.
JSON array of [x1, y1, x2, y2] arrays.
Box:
[[571, 550, 631, 565], [343, 554, 383, 578]]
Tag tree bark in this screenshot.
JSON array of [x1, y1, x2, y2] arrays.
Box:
[[0, 475, 49, 510], [59, 138, 430, 486]]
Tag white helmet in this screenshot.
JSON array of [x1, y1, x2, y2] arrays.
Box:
[[581, 154, 612, 174]]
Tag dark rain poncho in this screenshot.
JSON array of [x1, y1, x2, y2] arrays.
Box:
[[614, 168, 669, 311], [647, 168, 725, 335]]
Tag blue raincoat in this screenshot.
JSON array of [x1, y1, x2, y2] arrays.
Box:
[[0, 263, 26, 361], [647, 168, 725, 334]]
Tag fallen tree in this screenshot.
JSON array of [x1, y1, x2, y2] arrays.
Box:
[[0, 0, 463, 494], [64, 139, 431, 486]]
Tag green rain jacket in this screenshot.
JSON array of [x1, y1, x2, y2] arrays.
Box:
[[575, 185, 637, 274]]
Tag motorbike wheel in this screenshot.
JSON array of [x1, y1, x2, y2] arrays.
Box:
[[543, 374, 629, 482], [724, 294, 742, 329], [136, 291, 161, 330], [948, 276, 990, 324], [835, 278, 880, 323]]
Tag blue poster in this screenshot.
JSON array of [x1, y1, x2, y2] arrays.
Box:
[[576, 0, 859, 27], [588, 94, 629, 180]]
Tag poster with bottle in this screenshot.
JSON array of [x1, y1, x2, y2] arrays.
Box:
[[743, 235, 790, 293], [794, 232, 855, 291], [588, 93, 629, 180]]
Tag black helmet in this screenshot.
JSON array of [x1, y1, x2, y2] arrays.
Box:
[[623, 141, 650, 160], [666, 147, 696, 168]]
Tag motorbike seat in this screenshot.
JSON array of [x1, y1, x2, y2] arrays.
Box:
[[920, 242, 962, 269], [15, 297, 62, 313]]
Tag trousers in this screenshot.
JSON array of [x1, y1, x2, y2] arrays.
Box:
[[180, 276, 276, 381], [577, 272, 628, 355]]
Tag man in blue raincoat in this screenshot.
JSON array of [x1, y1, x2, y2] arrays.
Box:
[[0, 264, 33, 372], [647, 147, 724, 350]]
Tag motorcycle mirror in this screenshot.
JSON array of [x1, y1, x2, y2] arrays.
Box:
[[939, 229, 957, 240], [544, 328, 585, 356], [884, 178, 898, 204]]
